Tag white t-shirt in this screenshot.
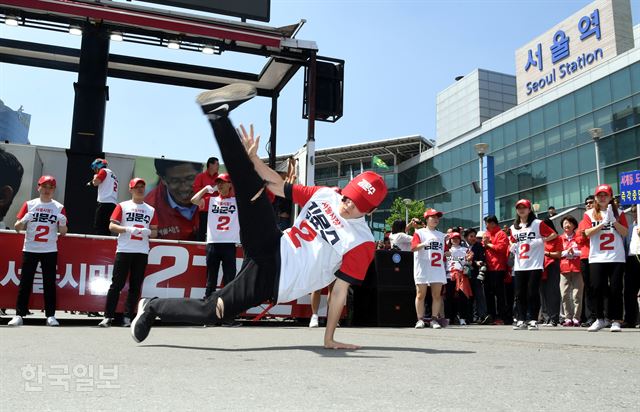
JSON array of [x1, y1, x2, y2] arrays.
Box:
[[412, 228, 447, 284], [389, 232, 412, 251], [110, 200, 158, 254], [630, 223, 640, 256], [581, 209, 628, 263], [17, 198, 66, 253], [447, 245, 468, 273], [205, 195, 240, 244], [96, 168, 118, 204], [509, 219, 554, 271], [277, 187, 375, 304]]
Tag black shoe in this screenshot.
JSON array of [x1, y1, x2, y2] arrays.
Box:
[[222, 320, 242, 328], [196, 83, 257, 117], [480, 315, 493, 325], [581, 319, 594, 328], [131, 298, 155, 343]]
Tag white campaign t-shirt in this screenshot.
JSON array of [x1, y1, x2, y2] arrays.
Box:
[[509, 219, 554, 271], [389, 232, 412, 251], [17, 199, 66, 253], [110, 200, 157, 254], [581, 209, 628, 263], [412, 228, 447, 284], [447, 245, 468, 273], [277, 187, 375, 303], [205, 195, 240, 244], [96, 168, 119, 204]]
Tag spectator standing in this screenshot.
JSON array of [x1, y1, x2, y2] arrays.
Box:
[[9, 176, 67, 327], [625, 206, 639, 328], [193, 157, 219, 241], [540, 218, 562, 326], [464, 228, 488, 324], [559, 216, 583, 327], [446, 232, 472, 325], [89, 158, 118, 236], [482, 215, 509, 324], [583, 184, 628, 332], [579, 195, 596, 326], [99, 178, 158, 327], [389, 219, 416, 252]]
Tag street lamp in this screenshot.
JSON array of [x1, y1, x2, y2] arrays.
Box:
[[589, 128, 603, 185], [474, 143, 489, 230], [402, 198, 412, 224]]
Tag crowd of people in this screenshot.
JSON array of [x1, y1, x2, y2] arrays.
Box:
[[385, 189, 640, 331]]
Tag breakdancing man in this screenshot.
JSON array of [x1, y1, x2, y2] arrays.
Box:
[[131, 84, 387, 349]]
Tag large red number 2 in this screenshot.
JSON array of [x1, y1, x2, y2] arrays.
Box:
[[519, 243, 530, 260], [217, 216, 231, 231], [34, 225, 49, 242], [600, 233, 615, 251], [130, 224, 144, 241], [431, 252, 442, 267], [287, 220, 317, 248]]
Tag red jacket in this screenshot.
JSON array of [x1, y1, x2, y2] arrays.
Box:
[[559, 232, 582, 273], [144, 182, 199, 240], [483, 226, 509, 271], [576, 215, 591, 260]]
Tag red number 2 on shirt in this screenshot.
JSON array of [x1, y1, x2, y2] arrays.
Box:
[[431, 252, 442, 267], [34, 225, 49, 242], [217, 216, 231, 231], [287, 220, 317, 248], [599, 233, 615, 251], [519, 243, 530, 260]]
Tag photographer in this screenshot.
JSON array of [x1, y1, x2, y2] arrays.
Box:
[[465, 228, 489, 324]]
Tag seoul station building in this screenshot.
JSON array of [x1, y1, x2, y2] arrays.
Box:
[[304, 0, 640, 236]]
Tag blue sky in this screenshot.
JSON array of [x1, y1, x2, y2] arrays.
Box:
[[1, 0, 639, 161]]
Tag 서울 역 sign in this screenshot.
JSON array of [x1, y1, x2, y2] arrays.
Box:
[[515, 0, 634, 104]]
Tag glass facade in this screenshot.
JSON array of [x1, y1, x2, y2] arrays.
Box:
[[395, 61, 640, 230]]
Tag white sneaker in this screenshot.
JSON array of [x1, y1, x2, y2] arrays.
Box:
[[122, 317, 131, 327], [513, 320, 526, 330], [308, 314, 319, 328], [8, 315, 23, 326], [588, 318, 606, 332], [527, 321, 538, 330], [459, 319, 467, 326], [610, 321, 621, 332], [46, 316, 60, 327], [98, 318, 112, 328], [415, 319, 425, 329], [431, 320, 442, 329]]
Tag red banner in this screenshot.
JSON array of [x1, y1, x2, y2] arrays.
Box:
[[0, 231, 328, 319]]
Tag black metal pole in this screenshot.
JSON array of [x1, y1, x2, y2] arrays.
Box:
[[269, 93, 278, 169]]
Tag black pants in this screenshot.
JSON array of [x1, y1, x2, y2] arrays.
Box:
[[16, 252, 57, 317], [514, 269, 541, 322], [483, 270, 506, 320], [104, 253, 148, 318], [540, 261, 561, 323], [95, 202, 116, 236], [197, 211, 208, 242], [204, 242, 237, 298], [147, 116, 282, 324], [625, 255, 640, 326], [580, 258, 595, 322], [590, 262, 624, 320]]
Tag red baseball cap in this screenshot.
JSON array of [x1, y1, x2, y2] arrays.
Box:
[[594, 184, 613, 197], [38, 175, 56, 187], [129, 178, 146, 189], [424, 208, 443, 218], [216, 173, 232, 183], [449, 232, 461, 239], [341, 171, 388, 213], [515, 199, 532, 209]]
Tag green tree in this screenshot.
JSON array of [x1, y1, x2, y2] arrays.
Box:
[[385, 197, 425, 233]]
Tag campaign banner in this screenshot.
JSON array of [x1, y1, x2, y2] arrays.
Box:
[[619, 170, 640, 206], [0, 231, 329, 319]]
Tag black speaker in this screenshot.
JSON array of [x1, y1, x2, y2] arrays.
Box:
[[372, 251, 414, 289], [303, 60, 344, 122]]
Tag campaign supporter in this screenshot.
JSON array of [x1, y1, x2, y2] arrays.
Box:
[[482, 215, 509, 324], [625, 207, 639, 328], [9, 175, 68, 327], [582, 184, 628, 332], [539, 218, 562, 326], [559, 215, 584, 327], [193, 156, 219, 241], [510, 199, 557, 331], [130, 84, 388, 349], [89, 158, 118, 236], [446, 232, 472, 325], [99, 178, 158, 328], [578, 195, 596, 326], [464, 228, 488, 324], [412, 208, 447, 329], [389, 219, 417, 252], [191, 173, 239, 301]]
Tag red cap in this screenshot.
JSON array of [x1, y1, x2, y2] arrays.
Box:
[[38, 175, 56, 187], [424, 208, 443, 218], [216, 173, 232, 183], [594, 184, 613, 197], [129, 178, 146, 189], [341, 171, 388, 213], [515, 199, 532, 209], [449, 232, 461, 239]]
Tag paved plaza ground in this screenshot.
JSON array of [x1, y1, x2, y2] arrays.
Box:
[[1, 313, 639, 411]]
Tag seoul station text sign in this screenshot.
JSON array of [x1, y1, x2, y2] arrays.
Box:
[[515, 0, 634, 104]]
